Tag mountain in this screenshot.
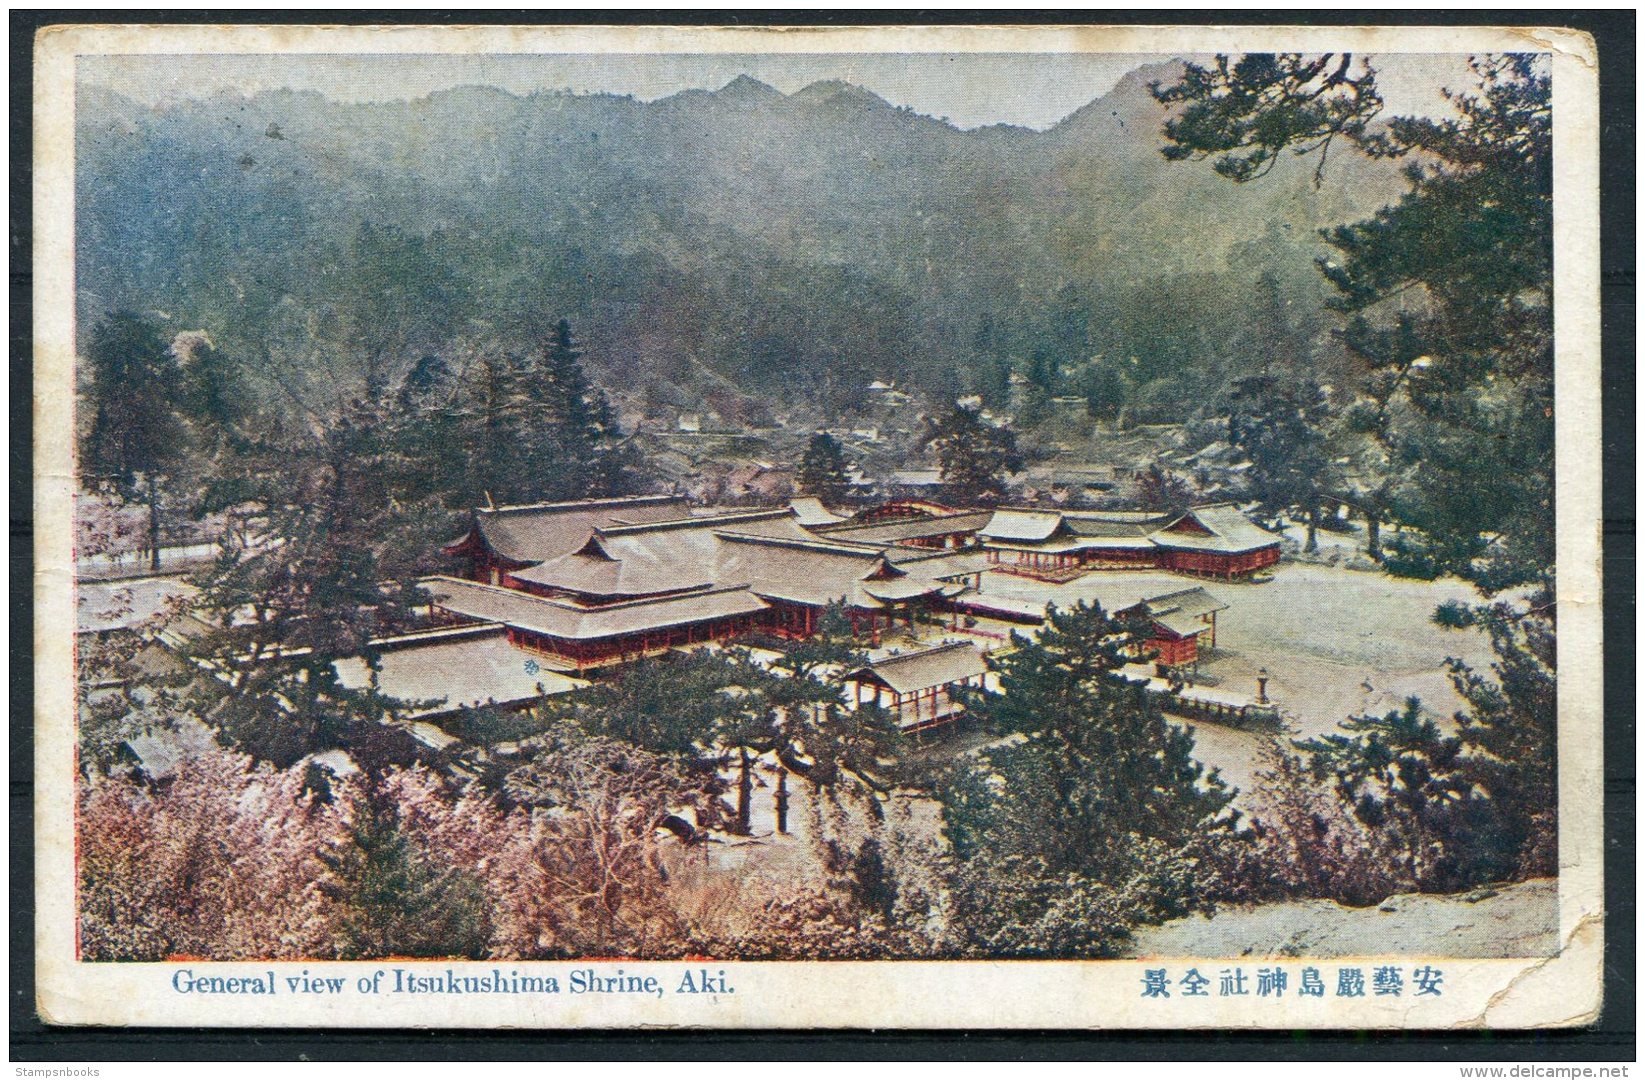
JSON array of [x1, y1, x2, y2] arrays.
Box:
[[73, 63, 1408, 419]]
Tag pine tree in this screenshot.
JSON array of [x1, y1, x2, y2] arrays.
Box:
[[530, 319, 629, 499], [1135, 463, 1194, 511], [1297, 700, 1505, 892], [1284, 594, 1557, 897], [175, 333, 249, 456], [1017, 355, 1055, 429], [1080, 361, 1127, 422], [976, 356, 1014, 412], [1250, 268, 1311, 374], [938, 602, 1237, 955], [797, 432, 852, 505], [1225, 373, 1336, 551], [921, 402, 1023, 505], [320, 781, 493, 959], [1447, 604, 1557, 878], [462, 348, 532, 506], [185, 396, 437, 768], [1156, 54, 1552, 591], [390, 352, 472, 511], [82, 311, 190, 571]]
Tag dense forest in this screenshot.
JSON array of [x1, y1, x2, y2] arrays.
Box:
[[77, 61, 1403, 422]]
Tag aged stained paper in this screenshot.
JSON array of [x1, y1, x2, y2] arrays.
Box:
[[35, 22, 1602, 1029]]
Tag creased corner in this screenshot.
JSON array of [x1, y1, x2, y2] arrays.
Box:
[[1476, 910, 1604, 1028], [1506, 26, 1599, 69]]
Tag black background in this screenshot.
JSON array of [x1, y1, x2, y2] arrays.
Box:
[[9, 8, 1635, 1062]]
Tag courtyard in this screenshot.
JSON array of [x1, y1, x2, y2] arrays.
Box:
[[973, 560, 1501, 798]]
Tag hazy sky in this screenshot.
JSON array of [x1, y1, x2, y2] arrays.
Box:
[[81, 52, 1486, 131]]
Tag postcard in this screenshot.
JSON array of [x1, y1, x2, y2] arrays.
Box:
[[33, 21, 1603, 1029]]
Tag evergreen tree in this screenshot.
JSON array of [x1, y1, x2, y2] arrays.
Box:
[[921, 402, 1023, 504], [461, 348, 533, 507], [1135, 463, 1195, 511], [539, 651, 732, 762], [975, 355, 1014, 412], [1287, 595, 1557, 897], [1225, 373, 1336, 551], [746, 605, 905, 805], [390, 352, 472, 510], [1156, 54, 1553, 591], [1080, 361, 1128, 422], [82, 311, 190, 571], [175, 333, 250, 456], [1435, 597, 1557, 875], [1297, 700, 1505, 892], [708, 650, 785, 836], [529, 319, 630, 500], [938, 602, 1237, 955], [320, 781, 492, 959], [184, 396, 438, 769], [1249, 268, 1311, 374], [1017, 354, 1057, 429], [797, 432, 853, 505]]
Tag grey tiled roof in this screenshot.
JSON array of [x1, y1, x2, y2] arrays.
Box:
[[789, 496, 847, 527], [817, 511, 994, 545], [1152, 505, 1282, 554], [464, 495, 692, 564], [979, 509, 1065, 541], [979, 504, 1279, 555], [332, 624, 586, 716], [847, 641, 989, 696], [1119, 586, 1229, 638], [423, 576, 770, 641]]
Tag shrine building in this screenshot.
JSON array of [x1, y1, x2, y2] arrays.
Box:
[[431, 498, 981, 673]]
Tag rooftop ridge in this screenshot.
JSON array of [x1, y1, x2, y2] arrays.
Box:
[[868, 640, 978, 666], [820, 510, 992, 532], [422, 574, 751, 613], [713, 530, 887, 557], [1140, 586, 1211, 603], [595, 508, 792, 536], [364, 622, 508, 650], [479, 494, 684, 517]]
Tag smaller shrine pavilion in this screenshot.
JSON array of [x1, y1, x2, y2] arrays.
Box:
[[844, 640, 992, 733], [1117, 586, 1229, 667]]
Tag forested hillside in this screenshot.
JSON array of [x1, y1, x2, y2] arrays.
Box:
[[76, 62, 1404, 421]]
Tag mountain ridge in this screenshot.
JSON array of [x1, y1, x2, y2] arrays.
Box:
[[75, 61, 1408, 418]]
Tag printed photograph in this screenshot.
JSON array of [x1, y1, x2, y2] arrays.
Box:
[[65, 39, 1567, 973]]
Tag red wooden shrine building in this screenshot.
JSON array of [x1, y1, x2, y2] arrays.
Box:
[[978, 504, 1281, 581], [1116, 587, 1229, 667], [434, 498, 981, 672]]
